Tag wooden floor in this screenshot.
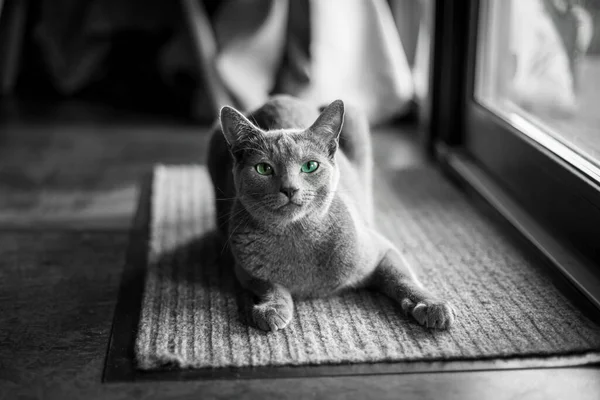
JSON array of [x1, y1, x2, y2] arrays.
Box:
[[1, 100, 599, 399]]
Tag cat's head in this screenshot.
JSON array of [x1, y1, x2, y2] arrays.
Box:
[[219, 100, 345, 224]]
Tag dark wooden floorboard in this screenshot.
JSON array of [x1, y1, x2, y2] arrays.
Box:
[[0, 101, 210, 229], [1, 100, 599, 399]]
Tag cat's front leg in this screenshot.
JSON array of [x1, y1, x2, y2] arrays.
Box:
[[235, 265, 294, 332], [252, 285, 294, 332], [369, 249, 456, 329]]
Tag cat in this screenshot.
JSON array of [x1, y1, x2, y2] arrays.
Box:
[[207, 95, 456, 331]]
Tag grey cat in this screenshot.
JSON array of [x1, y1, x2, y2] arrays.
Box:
[[207, 95, 456, 331]]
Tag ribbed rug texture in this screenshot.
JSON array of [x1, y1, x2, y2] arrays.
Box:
[[135, 165, 600, 370]]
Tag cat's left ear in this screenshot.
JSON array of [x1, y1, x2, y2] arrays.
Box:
[[309, 99, 345, 157]]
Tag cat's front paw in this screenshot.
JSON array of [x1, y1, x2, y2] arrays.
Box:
[[252, 302, 293, 332], [401, 298, 456, 329]]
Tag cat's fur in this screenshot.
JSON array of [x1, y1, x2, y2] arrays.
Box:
[[208, 95, 455, 331]]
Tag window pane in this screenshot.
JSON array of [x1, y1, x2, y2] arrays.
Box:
[[476, 0, 600, 174]]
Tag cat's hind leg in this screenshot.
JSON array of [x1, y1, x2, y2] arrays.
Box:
[[368, 247, 456, 329], [336, 103, 374, 221], [336, 103, 372, 171], [235, 264, 294, 331]]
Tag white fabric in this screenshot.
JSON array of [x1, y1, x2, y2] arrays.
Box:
[[296, 0, 414, 124], [215, 0, 289, 110], [214, 0, 415, 125]]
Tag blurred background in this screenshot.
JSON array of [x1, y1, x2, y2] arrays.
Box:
[[0, 0, 429, 123], [0, 0, 431, 228], [0, 0, 599, 227]]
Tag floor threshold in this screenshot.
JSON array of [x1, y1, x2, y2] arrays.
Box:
[[444, 150, 600, 312]]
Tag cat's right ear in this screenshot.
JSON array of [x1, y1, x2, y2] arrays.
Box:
[[309, 99, 345, 158], [219, 106, 260, 148]]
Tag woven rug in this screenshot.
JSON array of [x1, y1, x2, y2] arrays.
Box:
[[135, 165, 600, 370]]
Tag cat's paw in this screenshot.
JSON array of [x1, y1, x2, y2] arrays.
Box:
[[401, 298, 456, 329], [252, 302, 293, 332]]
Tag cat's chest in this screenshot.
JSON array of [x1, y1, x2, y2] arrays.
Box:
[[231, 227, 336, 269], [230, 224, 362, 295]]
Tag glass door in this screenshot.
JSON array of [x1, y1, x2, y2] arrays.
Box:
[[475, 0, 600, 181], [459, 0, 600, 266]]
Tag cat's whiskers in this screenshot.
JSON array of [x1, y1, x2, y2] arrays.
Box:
[[214, 197, 239, 202], [220, 206, 259, 254], [225, 200, 261, 222], [214, 186, 228, 197], [215, 191, 264, 202], [220, 219, 246, 255], [216, 205, 244, 224], [216, 199, 261, 230]]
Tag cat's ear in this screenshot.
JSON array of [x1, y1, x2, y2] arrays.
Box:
[[309, 100, 345, 157], [219, 105, 261, 148]]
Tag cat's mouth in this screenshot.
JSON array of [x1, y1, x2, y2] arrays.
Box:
[[275, 200, 303, 211]]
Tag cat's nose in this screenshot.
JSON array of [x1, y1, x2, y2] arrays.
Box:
[[280, 187, 299, 199]]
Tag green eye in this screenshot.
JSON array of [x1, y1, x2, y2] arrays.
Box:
[[301, 160, 319, 173], [255, 163, 273, 175]]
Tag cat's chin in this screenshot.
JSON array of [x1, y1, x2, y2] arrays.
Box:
[[268, 202, 307, 221]]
